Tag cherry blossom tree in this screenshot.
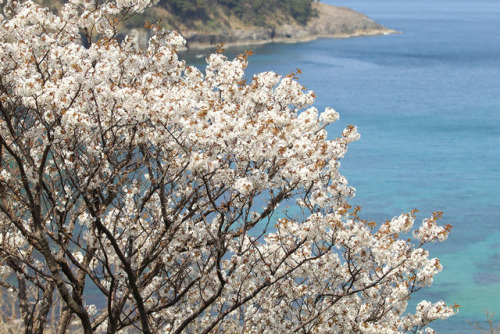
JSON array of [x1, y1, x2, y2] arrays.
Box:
[[0, 0, 457, 333]]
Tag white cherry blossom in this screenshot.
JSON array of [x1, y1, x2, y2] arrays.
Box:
[[0, 0, 455, 333]]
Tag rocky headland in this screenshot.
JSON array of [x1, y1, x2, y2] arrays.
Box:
[[180, 3, 395, 50], [129, 3, 397, 50]]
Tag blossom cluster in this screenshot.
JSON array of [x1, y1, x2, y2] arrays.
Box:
[[0, 0, 455, 333]]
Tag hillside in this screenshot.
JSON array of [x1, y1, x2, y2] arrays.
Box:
[[126, 1, 397, 49], [125, 0, 321, 32], [28, 0, 397, 49], [185, 3, 396, 49]]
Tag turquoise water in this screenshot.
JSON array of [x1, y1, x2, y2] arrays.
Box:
[[183, 0, 500, 332]]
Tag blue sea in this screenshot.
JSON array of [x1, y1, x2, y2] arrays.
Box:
[[183, 0, 500, 332]]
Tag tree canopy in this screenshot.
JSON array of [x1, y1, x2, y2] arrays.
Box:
[[0, 0, 455, 333]]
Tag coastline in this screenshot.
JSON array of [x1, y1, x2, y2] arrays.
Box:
[[180, 3, 399, 50], [129, 3, 399, 51], [181, 28, 397, 51]]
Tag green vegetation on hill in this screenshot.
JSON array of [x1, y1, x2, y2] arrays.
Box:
[[162, 0, 317, 26], [142, 0, 318, 30]]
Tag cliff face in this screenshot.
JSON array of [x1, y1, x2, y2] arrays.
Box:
[[177, 3, 397, 49]]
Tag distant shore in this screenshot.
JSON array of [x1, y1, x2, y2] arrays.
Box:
[[129, 3, 398, 50], [180, 3, 398, 50]]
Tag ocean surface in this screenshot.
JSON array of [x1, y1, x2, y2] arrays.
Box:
[[182, 0, 500, 332]]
